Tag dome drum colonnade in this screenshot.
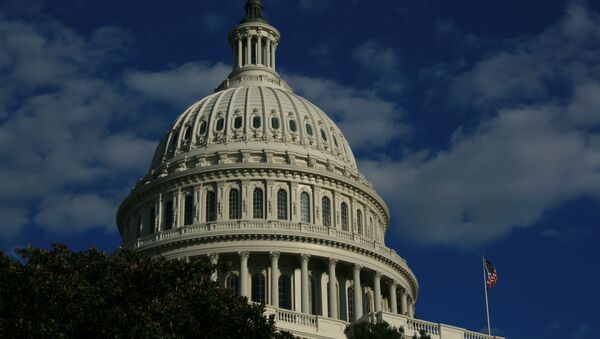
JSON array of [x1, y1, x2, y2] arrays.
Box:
[[117, 0, 421, 337]]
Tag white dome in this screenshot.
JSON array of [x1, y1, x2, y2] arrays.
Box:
[[150, 85, 358, 174]]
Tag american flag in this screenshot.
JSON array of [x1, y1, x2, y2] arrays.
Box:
[[485, 260, 498, 288]]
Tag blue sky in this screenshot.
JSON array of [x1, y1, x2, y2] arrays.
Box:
[[1, 0, 599, 338]]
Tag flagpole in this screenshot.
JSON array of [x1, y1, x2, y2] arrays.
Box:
[[482, 256, 491, 336]]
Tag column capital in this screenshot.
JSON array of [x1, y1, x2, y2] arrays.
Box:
[[239, 251, 249, 259], [328, 258, 338, 266], [375, 271, 382, 279], [353, 264, 362, 273], [269, 251, 280, 260], [300, 253, 310, 262], [389, 280, 397, 287], [208, 252, 219, 261]]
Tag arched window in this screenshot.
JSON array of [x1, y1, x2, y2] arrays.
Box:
[[322, 196, 331, 227], [277, 189, 288, 220], [227, 274, 239, 296], [271, 117, 280, 129], [347, 286, 355, 321], [170, 132, 179, 148], [300, 192, 311, 223], [183, 126, 191, 141], [333, 135, 339, 148], [365, 293, 373, 314], [289, 119, 298, 132], [164, 200, 174, 230], [184, 194, 194, 226], [279, 274, 292, 310], [251, 273, 266, 304], [206, 191, 216, 221], [229, 188, 241, 219], [199, 121, 207, 135], [357, 209, 363, 235], [148, 207, 156, 235], [341, 202, 349, 231], [252, 116, 261, 129], [320, 129, 327, 141], [253, 188, 264, 219], [215, 118, 224, 131], [234, 116, 243, 129], [305, 123, 313, 136]]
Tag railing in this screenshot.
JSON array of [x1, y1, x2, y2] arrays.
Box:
[[407, 317, 441, 336], [464, 330, 498, 339], [271, 307, 317, 328], [135, 220, 408, 267]]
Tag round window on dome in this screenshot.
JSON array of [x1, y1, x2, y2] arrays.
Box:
[[289, 119, 298, 132], [253, 116, 261, 129], [234, 116, 243, 129], [216, 118, 224, 131], [305, 123, 313, 136], [199, 121, 207, 135], [320, 129, 327, 141], [271, 117, 280, 129]]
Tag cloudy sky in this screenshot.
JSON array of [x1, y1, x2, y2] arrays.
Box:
[[1, 0, 599, 338]]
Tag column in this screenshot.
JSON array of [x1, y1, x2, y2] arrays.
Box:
[[374, 272, 382, 313], [157, 193, 163, 231], [240, 251, 249, 298], [246, 34, 251, 65], [272, 44, 277, 70], [266, 38, 271, 68], [270, 251, 280, 307], [408, 300, 415, 318], [209, 253, 219, 282], [400, 289, 408, 315], [176, 189, 183, 228], [389, 281, 398, 314], [301, 254, 310, 314], [257, 35, 262, 65], [328, 259, 338, 319], [237, 35, 242, 68], [353, 264, 363, 320]]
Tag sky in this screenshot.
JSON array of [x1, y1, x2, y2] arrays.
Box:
[[0, 0, 599, 338]]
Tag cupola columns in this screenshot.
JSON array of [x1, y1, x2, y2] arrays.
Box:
[[231, 28, 279, 71]]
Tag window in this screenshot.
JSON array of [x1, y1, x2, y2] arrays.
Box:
[[333, 135, 339, 148], [308, 278, 316, 315], [216, 118, 224, 131], [366, 293, 373, 314], [279, 274, 292, 310], [300, 192, 310, 223], [136, 214, 142, 238], [277, 189, 288, 220], [271, 117, 280, 129], [164, 200, 174, 230], [368, 217, 373, 238], [322, 196, 331, 227], [251, 273, 266, 304], [253, 188, 264, 219], [253, 116, 261, 128], [289, 120, 298, 132], [183, 127, 191, 141], [229, 188, 241, 219], [348, 286, 355, 321], [199, 121, 207, 135], [305, 123, 313, 136], [170, 132, 179, 147], [357, 210, 363, 235], [206, 191, 216, 221], [184, 194, 194, 226], [341, 202, 349, 231], [234, 116, 243, 129], [320, 129, 327, 141], [227, 274, 239, 296], [148, 207, 156, 235]]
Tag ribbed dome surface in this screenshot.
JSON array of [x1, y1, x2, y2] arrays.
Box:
[[150, 85, 357, 172]]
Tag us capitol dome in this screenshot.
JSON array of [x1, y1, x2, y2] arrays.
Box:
[[117, 2, 502, 338]]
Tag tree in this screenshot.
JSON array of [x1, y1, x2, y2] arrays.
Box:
[[0, 244, 292, 338], [413, 329, 432, 339], [344, 320, 404, 339]]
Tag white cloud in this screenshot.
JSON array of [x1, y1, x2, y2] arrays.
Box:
[[124, 62, 230, 108], [285, 73, 408, 149], [360, 1, 600, 248], [35, 194, 116, 233]]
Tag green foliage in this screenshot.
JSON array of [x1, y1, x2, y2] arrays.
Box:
[[413, 329, 432, 339], [344, 320, 404, 339], [0, 244, 285, 339]]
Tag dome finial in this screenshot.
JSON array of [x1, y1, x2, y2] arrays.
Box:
[[241, 0, 268, 24]]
